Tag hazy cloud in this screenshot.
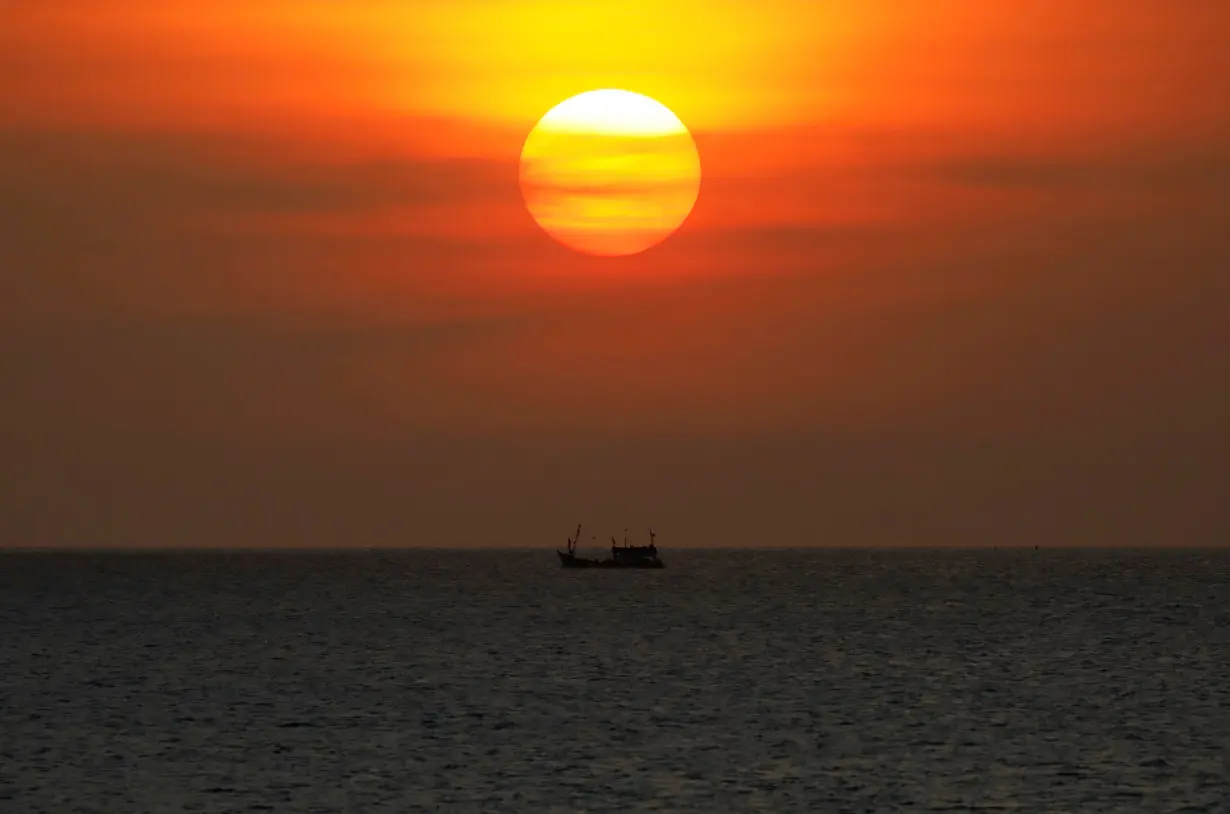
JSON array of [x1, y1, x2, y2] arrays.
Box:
[[3, 123, 1229, 547], [0, 130, 513, 218], [918, 144, 1230, 197]]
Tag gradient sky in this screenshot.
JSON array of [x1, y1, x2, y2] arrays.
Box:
[[3, 0, 1228, 547]]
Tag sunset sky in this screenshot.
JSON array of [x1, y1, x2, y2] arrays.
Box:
[[3, 0, 1228, 546]]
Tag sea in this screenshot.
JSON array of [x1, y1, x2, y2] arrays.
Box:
[[1, 548, 1226, 812]]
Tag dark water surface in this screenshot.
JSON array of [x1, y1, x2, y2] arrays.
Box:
[[1, 549, 1226, 812]]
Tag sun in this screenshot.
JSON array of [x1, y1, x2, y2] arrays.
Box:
[[519, 90, 702, 257]]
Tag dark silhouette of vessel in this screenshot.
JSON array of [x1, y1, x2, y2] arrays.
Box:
[[557, 524, 664, 569]]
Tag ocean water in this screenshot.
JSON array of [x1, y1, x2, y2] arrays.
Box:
[[1, 548, 1226, 812]]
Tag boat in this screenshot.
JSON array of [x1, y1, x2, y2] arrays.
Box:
[[557, 525, 665, 569]]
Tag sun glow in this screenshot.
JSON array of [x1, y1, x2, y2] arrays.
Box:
[[519, 90, 701, 257]]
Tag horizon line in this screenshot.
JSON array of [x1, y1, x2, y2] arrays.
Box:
[[2, 544, 1226, 553]]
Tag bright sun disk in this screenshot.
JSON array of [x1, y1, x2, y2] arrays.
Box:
[[519, 89, 701, 257]]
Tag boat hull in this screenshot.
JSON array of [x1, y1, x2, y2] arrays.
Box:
[[558, 551, 664, 569]]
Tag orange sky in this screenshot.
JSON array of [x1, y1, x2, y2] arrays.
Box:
[[2, 0, 1228, 546]]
